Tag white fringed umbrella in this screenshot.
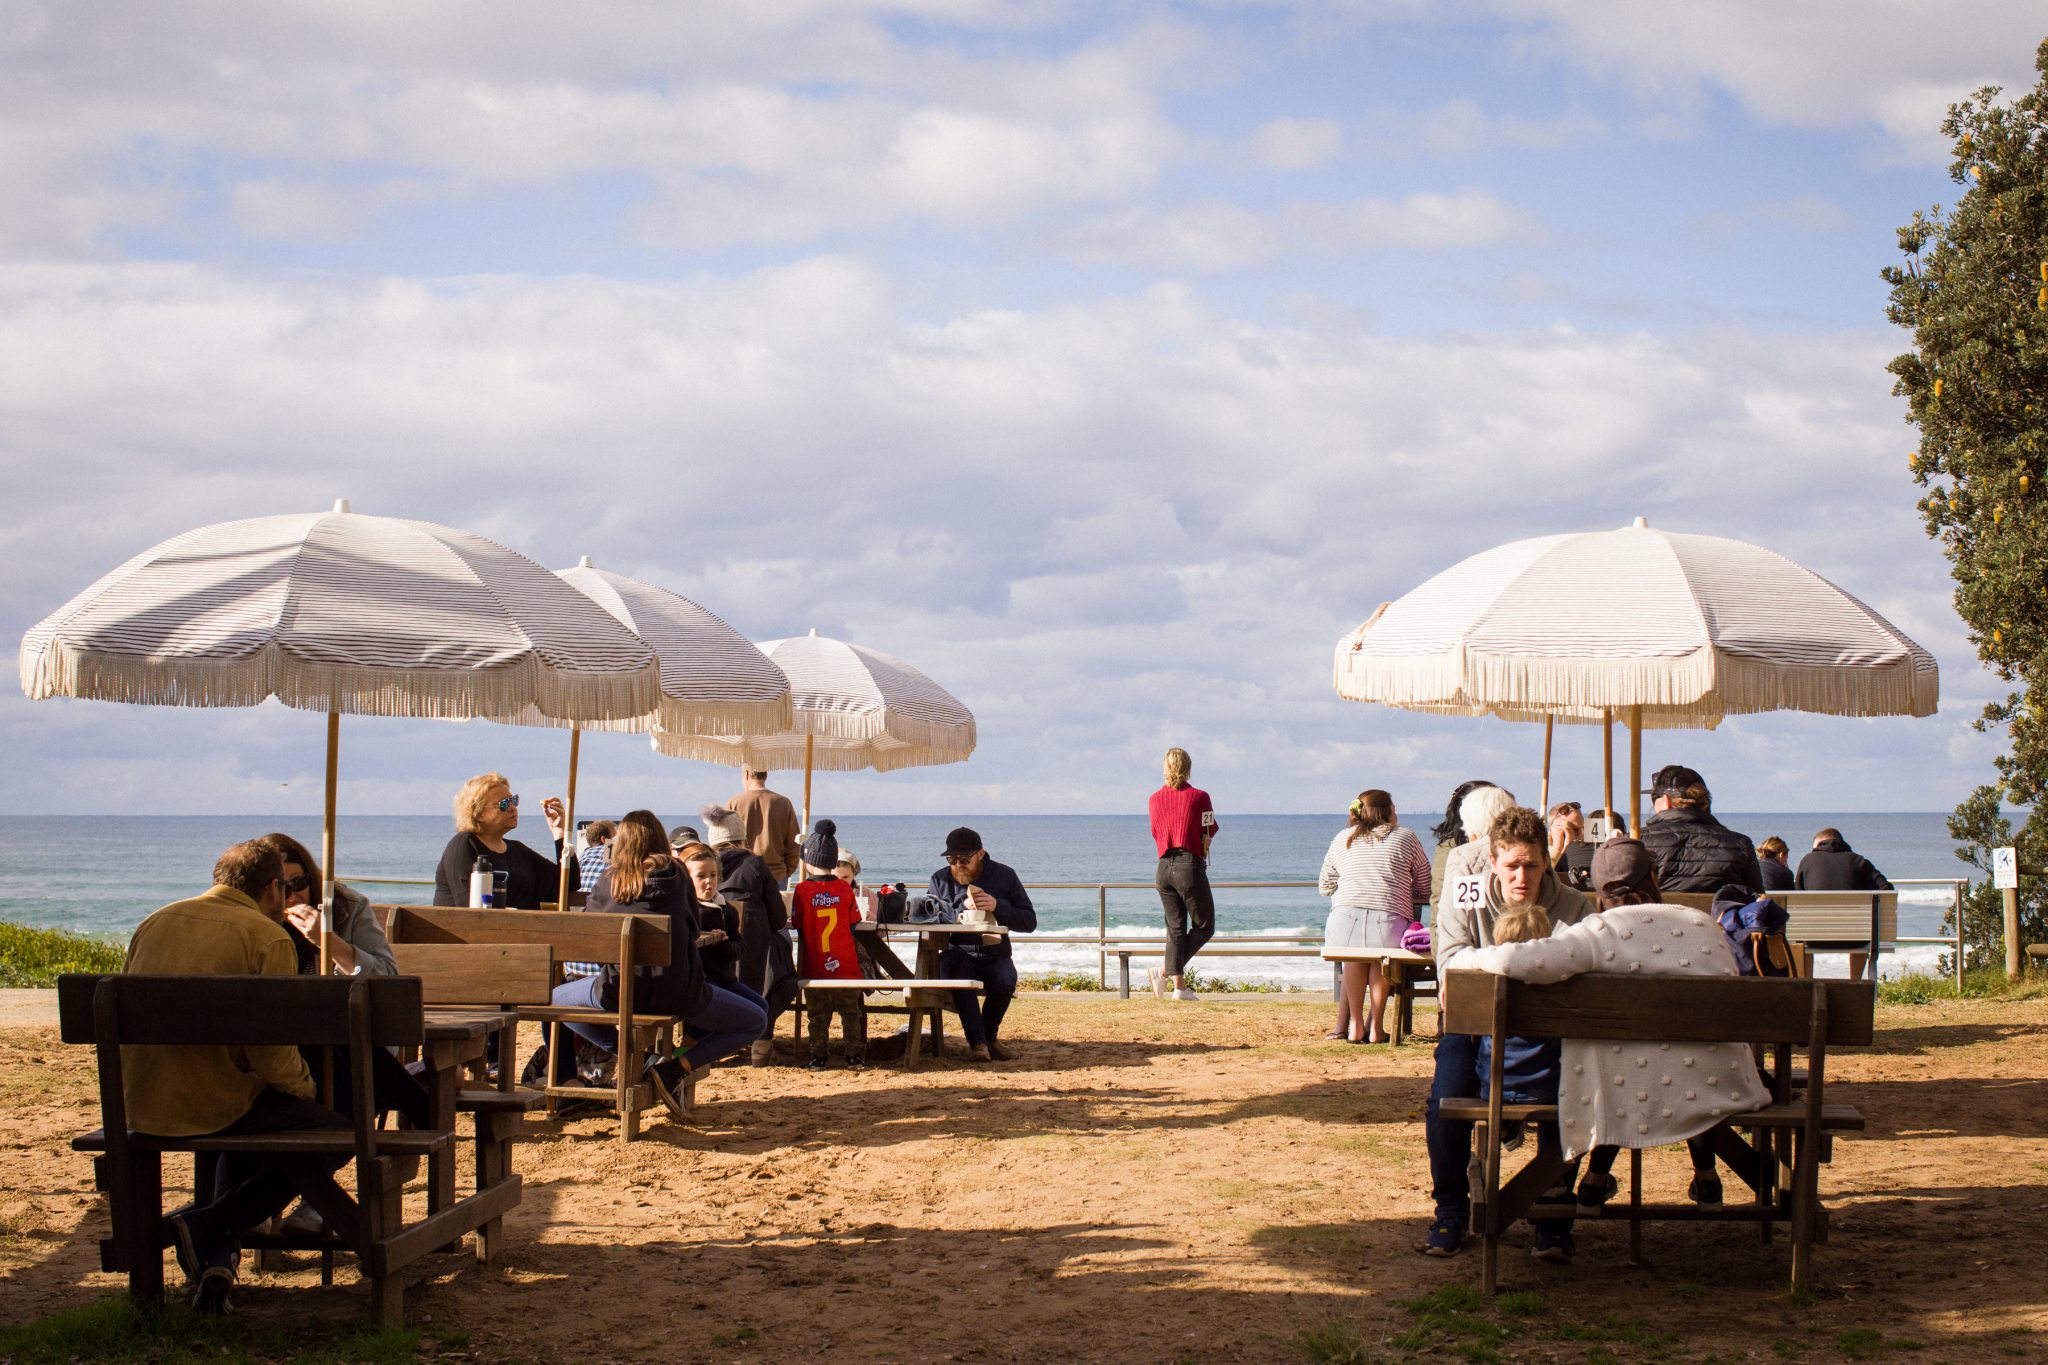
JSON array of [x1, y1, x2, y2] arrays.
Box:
[[505, 556, 795, 903], [20, 503, 662, 953], [1333, 518, 1938, 824], [652, 629, 975, 826]]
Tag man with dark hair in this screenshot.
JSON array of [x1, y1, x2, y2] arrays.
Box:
[[922, 828, 1036, 1062], [1796, 828, 1893, 892], [122, 840, 350, 1313], [1417, 805, 1593, 1258], [1638, 764, 1763, 895]]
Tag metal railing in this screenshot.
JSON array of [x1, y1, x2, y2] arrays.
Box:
[[339, 872, 1971, 989]]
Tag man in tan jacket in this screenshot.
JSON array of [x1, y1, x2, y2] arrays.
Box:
[[124, 840, 348, 1312], [728, 769, 803, 886]]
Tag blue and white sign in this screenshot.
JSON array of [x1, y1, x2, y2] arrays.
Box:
[[1992, 846, 2019, 891]]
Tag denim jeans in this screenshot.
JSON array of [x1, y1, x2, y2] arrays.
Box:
[[549, 974, 767, 1074], [1425, 1030, 1481, 1220], [936, 947, 1019, 1048]]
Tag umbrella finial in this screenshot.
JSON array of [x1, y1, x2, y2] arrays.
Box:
[[809, 627, 819, 637], [577, 555, 593, 569], [1632, 516, 1648, 528], [332, 499, 351, 514]]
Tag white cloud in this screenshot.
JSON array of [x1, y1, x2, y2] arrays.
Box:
[[1497, 0, 2042, 159], [1354, 98, 1606, 157], [1248, 116, 1345, 171], [1056, 188, 1540, 270], [0, 260, 1990, 813]]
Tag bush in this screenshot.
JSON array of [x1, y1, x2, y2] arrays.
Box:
[[0, 920, 125, 987]]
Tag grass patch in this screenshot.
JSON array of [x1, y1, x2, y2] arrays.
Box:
[[1393, 1283, 1516, 1361], [1879, 968, 2048, 1004], [1017, 971, 1106, 991], [0, 919, 124, 987], [1495, 1290, 1545, 1316], [1295, 1316, 1376, 1364], [0, 1295, 419, 1364], [1544, 1313, 1680, 1356]]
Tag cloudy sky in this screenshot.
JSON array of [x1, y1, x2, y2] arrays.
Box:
[[2, 2, 2042, 821]]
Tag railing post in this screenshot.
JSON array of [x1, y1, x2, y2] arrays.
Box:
[[1097, 885, 1107, 987], [1954, 879, 1965, 992]]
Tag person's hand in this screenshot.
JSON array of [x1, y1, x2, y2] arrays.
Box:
[[963, 885, 988, 913], [696, 929, 728, 947], [284, 904, 320, 938], [543, 796, 566, 838]]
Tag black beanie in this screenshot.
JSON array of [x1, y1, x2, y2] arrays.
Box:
[[802, 819, 840, 873]]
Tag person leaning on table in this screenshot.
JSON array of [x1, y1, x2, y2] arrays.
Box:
[[430, 772, 579, 908], [124, 840, 351, 1314]]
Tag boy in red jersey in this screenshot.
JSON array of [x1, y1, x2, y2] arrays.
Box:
[[791, 820, 867, 1069]]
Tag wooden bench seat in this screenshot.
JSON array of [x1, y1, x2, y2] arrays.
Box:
[[382, 906, 678, 1140], [1439, 969, 1875, 1295], [794, 977, 981, 1069], [59, 973, 516, 1325]]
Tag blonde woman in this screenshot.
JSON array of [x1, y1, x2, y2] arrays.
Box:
[[431, 772, 574, 907], [1148, 747, 1219, 1001]]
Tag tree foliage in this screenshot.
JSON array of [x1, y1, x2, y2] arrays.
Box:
[[1884, 39, 2048, 965]]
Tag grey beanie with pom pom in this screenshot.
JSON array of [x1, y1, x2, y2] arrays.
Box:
[[801, 819, 839, 873]]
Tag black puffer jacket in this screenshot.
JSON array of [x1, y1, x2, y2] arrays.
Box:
[[1640, 807, 1763, 895], [586, 860, 707, 1018], [1795, 838, 1893, 892]]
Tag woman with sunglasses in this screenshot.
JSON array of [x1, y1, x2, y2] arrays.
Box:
[[431, 772, 577, 908], [256, 831, 396, 978]]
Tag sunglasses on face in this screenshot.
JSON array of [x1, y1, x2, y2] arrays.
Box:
[[496, 794, 520, 812], [282, 875, 310, 895], [945, 853, 977, 866]]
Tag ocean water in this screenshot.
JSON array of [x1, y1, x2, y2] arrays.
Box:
[[0, 812, 1973, 985]]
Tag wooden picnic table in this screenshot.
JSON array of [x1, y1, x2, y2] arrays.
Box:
[[1320, 946, 1436, 1045], [849, 921, 1009, 1062], [417, 1008, 517, 1240]]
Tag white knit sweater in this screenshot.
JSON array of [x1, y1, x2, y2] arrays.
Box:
[[1460, 905, 1770, 1160]]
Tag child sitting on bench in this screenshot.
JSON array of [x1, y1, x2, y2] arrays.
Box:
[[792, 820, 867, 1070]]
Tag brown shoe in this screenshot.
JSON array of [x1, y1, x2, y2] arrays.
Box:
[[986, 1040, 1014, 1061], [964, 1044, 992, 1063], [748, 1039, 774, 1068]]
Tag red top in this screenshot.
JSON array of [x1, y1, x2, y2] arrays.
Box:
[[1148, 784, 1217, 859], [793, 877, 862, 979]]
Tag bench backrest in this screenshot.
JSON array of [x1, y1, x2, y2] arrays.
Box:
[[57, 973, 425, 1048], [1661, 890, 1897, 946], [1440, 970, 1874, 1047], [378, 905, 671, 969], [390, 942, 554, 1006]]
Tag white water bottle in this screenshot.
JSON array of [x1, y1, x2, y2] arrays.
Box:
[[469, 855, 492, 908]]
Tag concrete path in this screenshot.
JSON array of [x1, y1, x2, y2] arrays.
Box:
[[0, 988, 58, 1026]]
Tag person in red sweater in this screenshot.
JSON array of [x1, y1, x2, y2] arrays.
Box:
[[1147, 747, 1220, 1001], [791, 820, 867, 1069]]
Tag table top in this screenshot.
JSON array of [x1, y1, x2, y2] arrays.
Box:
[[1321, 947, 1433, 964], [422, 1008, 510, 1040], [855, 921, 1010, 937]]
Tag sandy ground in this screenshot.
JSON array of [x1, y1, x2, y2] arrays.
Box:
[[2, 991, 2047, 1363]]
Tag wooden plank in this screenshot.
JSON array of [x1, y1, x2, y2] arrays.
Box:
[[1440, 972, 1874, 1046], [58, 974, 424, 1048], [393, 943, 553, 1005], [380, 905, 671, 969]]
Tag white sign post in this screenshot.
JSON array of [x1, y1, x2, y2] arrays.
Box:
[[1994, 846, 2021, 979]]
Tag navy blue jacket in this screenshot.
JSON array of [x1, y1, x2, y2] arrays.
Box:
[[923, 857, 1036, 960]]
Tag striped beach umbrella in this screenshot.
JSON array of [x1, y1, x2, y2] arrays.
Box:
[[1333, 518, 1938, 823], [652, 629, 975, 827], [20, 503, 662, 951], [507, 556, 795, 904]]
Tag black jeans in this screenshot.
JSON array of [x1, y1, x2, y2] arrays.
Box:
[[1155, 850, 1215, 977], [936, 947, 1019, 1048], [184, 1087, 350, 1270]]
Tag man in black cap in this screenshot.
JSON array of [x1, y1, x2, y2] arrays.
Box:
[[921, 828, 1036, 1061], [1638, 764, 1763, 895]]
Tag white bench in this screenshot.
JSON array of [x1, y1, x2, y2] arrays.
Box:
[[1095, 938, 1324, 999]]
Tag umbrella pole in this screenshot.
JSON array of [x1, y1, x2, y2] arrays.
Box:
[[1602, 709, 1614, 823], [557, 723, 581, 910], [1540, 715, 1553, 813], [1627, 705, 1643, 836], [801, 734, 815, 833], [319, 710, 339, 976]]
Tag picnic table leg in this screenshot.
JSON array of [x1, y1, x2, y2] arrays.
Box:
[[1628, 1148, 1644, 1265], [126, 1154, 165, 1305], [903, 1006, 923, 1073], [1386, 960, 1408, 1046], [1118, 953, 1131, 1000]]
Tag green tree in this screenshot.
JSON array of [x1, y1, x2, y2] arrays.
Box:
[[1884, 38, 2048, 969]]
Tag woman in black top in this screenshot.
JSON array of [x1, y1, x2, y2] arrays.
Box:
[[430, 771, 577, 907]]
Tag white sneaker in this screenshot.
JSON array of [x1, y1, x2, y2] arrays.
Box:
[[1173, 987, 1198, 1001]]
